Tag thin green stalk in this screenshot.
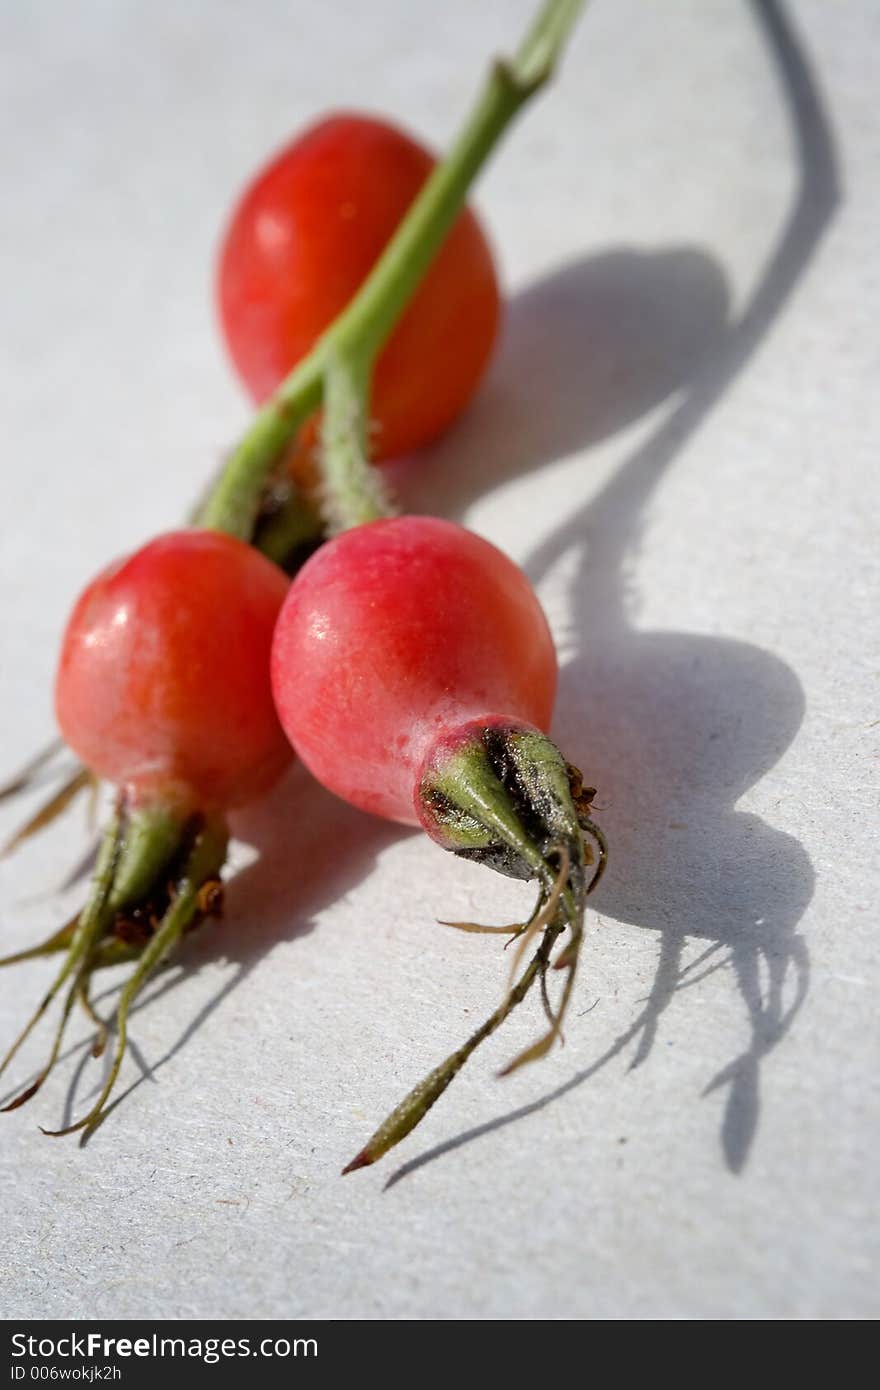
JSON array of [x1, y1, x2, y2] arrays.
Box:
[[331, 0, 584, 369], [197, 372, 323, 538], [0, 917, 78, 969], [0, 972, 83, 1112], [0, 815, 122, 1083], [44, 817, 228, 1137], [343, 918, 566, 1172], [77, 975, 109, 1059], [198, 0, 585, 540], [319, 353, 396, 532]]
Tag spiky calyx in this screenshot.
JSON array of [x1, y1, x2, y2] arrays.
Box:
[[417, 718, 595, 881], [343, 718, 607, 1173], [0, 798, 228, 1131]]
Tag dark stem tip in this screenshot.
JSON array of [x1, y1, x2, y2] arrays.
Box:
[[341, 1148, 374, 1175], [40, 1122, 86, 1139], [1, 1078, 43, 1113]]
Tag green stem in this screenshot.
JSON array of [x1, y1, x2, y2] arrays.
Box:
[[0, 814, 121, 1082], [1, 973, 83, 1112], [106, 802, 187, 914], [44, 816, 228, 1137], [197, 377, 322, 539], [333, 0, 584, 369], [198, 0, 585, 540], [343, 917, 566, 1172], [0, 917, 78, 969], [319, 353, 395, 532]]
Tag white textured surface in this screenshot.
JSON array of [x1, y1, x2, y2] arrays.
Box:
[[0, 0, 877, 1321]]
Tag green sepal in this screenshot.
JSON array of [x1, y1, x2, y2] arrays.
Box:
[[417, 720, 587, 885], [107, 800, 191, 916]]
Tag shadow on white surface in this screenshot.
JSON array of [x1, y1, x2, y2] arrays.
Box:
[[385, 0, 839, 1185], [398, 243, 730, 519], [9, 0, 838, 1178], [44, 766, 405, 1137]]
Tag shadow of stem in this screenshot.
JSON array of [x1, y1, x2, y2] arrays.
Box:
[[384, 0, 838, 1186], [0, 764, 402, 1130], [3, 2, 838, 1172]]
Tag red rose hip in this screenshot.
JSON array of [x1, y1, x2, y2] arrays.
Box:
[[270, 515, 606, 1172], [218, 114, 501, 460], [56, 529, 292, 811], [270, 516, 556, 822]]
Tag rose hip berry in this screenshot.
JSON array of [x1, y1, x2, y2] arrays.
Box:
[[56, 529, 292, 812], [0, 530, 292, 1133], [217, 114, 501, 460], [270, 515, 606, 1170], [270, 516, 556, 822]]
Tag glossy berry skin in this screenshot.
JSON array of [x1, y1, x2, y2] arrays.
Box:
[[271, 517, 556, 824], [218, 113, 501, 460], [56, 531, 292, 811]]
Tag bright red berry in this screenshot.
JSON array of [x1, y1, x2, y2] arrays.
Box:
[[270, 516, 557, 822], [217, 114, 501, 460], [55, 530, 292, 811]]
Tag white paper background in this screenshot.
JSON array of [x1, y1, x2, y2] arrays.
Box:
[[0, 0, 877, 1320]]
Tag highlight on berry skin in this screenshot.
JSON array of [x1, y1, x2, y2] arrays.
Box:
[[0, 530, 291, 1134]]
